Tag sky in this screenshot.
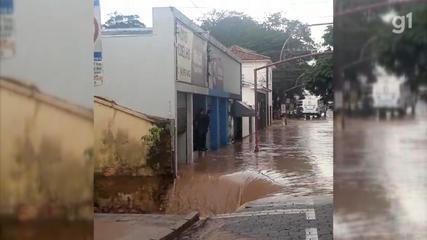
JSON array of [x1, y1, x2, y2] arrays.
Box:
[[100, 0, 333, 45]]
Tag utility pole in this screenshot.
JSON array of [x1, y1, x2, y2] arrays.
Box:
[[254, 70, 259, 152], [279, 22, 332, 62]]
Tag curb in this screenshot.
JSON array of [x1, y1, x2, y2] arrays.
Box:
[[159, 211, 200, 240]]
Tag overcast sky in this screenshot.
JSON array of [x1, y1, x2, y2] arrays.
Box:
[[100, 0, 332, 45]]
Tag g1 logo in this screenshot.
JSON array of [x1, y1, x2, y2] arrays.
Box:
[[392, 12, 412, 34]]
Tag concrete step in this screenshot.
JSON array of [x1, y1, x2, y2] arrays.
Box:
[[94, 211, 199, 240]]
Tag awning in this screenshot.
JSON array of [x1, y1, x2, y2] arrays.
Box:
[[231, 101, 255, 117]]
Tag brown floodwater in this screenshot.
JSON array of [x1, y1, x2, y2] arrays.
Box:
[[165, 112, 333, 216], [334, 101, 427, 239], [0, 219, 92, 240], [92, 113, 332, 218]]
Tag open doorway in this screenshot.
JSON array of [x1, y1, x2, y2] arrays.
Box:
[[193, 94, 207, 152]]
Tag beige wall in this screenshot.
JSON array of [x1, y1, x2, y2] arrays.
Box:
[[0, 78, 93, 219], [94, 97, 156, 175]]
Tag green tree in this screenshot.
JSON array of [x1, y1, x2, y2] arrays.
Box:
[[376, 6, 427, 90], [103, 12, 146, 29], [199, 11, 316, 108], [335, 1, 427, 91], [304, 26, 333, 101]]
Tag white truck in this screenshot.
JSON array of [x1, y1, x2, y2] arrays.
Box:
[[298, 94, 326, 119], [372, 79, 416, 117]]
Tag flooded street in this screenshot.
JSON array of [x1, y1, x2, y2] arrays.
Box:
[[334, 101, 427, 239], [0, 220, 92, 240], [165, 113, 333, 216]]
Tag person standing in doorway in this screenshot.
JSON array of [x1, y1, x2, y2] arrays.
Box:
[[197, 110, 210, 151], [194, 108, 203, 151]]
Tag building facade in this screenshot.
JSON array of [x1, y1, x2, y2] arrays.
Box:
[[96, 7, 242, 172], [230, 45, 274, 138]]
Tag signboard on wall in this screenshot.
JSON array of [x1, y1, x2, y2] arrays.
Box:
[[176, 21, 193, 83], [191, 34, 207, 87], [208, 45, 224, 90], [0, 0, 15, 58], [208, 43, 241, 97], [93, 0, 103, 85]]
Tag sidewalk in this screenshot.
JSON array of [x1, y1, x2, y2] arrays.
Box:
[[178, 195, 332, 240], [94, 212, 199, 240]]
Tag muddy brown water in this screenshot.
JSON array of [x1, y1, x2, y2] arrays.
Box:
[[0, 219, 92, 240], [94, 113, 333, 217], [165, 112, 333, 216], [334, 101, 427, 239]]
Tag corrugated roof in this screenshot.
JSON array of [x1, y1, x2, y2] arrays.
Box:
[[229, 45, 272, 61]]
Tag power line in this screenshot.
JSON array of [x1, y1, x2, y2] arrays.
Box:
[[307, 22, 332, 27], [335, 0, 425, 16], [188, 0, 200, 8]]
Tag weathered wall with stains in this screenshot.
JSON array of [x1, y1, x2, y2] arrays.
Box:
[[0, 78, 93, 220], [94, 97, 174, 213], [94, 97, 156, 176]]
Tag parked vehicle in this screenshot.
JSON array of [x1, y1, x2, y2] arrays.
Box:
[[372, 79, 417, 116], [297, 95, 327, 119]]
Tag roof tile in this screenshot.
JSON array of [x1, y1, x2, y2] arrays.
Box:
[[229, 45, 271, 61]]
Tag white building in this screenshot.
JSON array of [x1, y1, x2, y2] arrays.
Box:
[[0, 0, 93, 107], [96, 8, 242, 172], [230, 45, 273, 138]]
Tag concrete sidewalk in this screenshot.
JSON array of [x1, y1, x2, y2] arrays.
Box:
[[94, 212, 199, 240], [178, 195, 332, 240]]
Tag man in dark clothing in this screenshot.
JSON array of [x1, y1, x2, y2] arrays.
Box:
[[197, 110, 210, 151]]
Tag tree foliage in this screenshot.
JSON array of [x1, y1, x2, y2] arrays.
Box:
[[335, 1, 427, 92], [103, 12, 146, 29], [304, 26, 333, 101], [198, 11, 316, 107], [376, 6, 427, 90]]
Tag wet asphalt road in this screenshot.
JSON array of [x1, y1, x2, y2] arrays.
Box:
[[334, 101, 427, 239]]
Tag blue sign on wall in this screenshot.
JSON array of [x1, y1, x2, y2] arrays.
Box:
[[93, 0, 103, 84], [0, 0, 15, 58], [0, 0, 13, 13]]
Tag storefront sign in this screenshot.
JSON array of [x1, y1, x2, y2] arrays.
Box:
[[94, 0, 103, 85], [191, 34, 207, 87], [0, 0, 15, 58], [176, 22, 193, 83], [208, 45, 224, 90]]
